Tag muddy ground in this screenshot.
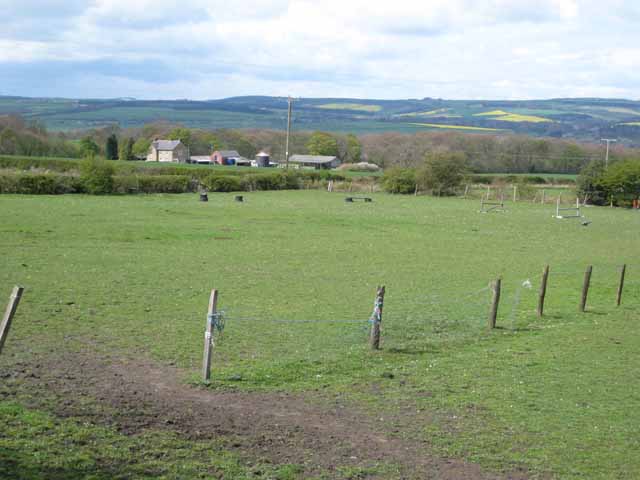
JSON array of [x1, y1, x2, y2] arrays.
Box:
[[0, 347, 529, 479]]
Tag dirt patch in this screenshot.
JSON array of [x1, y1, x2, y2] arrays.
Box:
[[1, 349, 528, 479]]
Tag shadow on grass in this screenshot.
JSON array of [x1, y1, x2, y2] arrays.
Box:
[[385, 345, 441, 355], [0, 448, 144, 480]]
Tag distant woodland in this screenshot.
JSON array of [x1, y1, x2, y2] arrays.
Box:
[[1, 114, 638, 174]]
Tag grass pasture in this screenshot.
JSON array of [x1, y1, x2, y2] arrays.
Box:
[[315, 103, 382, 112], [1, 191, 640, 478], [409, 122, 505, 132]]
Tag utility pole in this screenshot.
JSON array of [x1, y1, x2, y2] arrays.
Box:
[[285, 96, 293, 169], [601, 138, 617, 168]]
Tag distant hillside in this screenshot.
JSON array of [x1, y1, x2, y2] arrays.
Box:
[[2, 95, 640, 144]]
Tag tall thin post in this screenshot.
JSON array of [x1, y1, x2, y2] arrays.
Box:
[[537, 265, 550, 317], [601, 138, 617, 169], [556, 197, 560, 217], [488, 278, 501, 329], [285, 96, 293, 169], [463, 184, 469, 198], [486, 185, 490, 199], [369, 286, 385, 350], [579, 266, 592, 312], [513, 185, 517, 202], [541, 189, 546, 204], [616, 264, 626, 307], [202, 289, 218, 382], [0, 286, 24, 355]]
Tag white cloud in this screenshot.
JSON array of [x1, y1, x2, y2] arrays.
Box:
[[0, 0, 638, 100]]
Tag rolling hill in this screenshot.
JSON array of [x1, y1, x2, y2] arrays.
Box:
[[2, 95, 640, 144]]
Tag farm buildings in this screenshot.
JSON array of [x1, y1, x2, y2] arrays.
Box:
[[146, 140, 189, 163], [288, 154, 340, 169], [212, 150, 241, 165], [146, 142, 337, 170]]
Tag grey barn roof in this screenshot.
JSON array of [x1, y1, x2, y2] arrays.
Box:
[[289, 154, 338, 164], [152, 140, 182, 151], [217, 150, 241, 157]]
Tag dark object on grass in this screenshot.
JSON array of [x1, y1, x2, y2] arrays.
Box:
[[235, 195, 244, 202], [581, 220, 591, 226], [199, 193, 208, 202], [345, 197, 372, 203], [228, 374, 243, 381], [381, 372, 395, 379]]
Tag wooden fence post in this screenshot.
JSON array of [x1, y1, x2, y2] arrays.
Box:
[[537, 265, 549, 317], [579, 266, 592, 312], [369, 286, 385, 350], [488, 278, 501, 329], [616, 264, 626, 307], [0, 286, 24, 355], [202, 289, 218, 382]]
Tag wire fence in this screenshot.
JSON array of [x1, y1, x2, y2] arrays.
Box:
[[4, 262, 639, 373]]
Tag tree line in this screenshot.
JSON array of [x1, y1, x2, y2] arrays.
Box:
[[1, 114, 638, 175]]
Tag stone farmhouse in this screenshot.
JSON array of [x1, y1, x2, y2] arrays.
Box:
[[146, 140, 189, 163]]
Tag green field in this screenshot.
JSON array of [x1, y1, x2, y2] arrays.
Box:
[[409, 122, 504, 132], [5, 95, 640, 141], [473, 110, 552, 123], [315, 103, 382, 112], [1, 191, 639, 478]]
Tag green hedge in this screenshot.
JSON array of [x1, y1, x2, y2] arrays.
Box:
[[0, 173, 84, 194], [0, 155, 81, 173], [0, 172, 194, 195], [113, 175, 193, 194], [382, 168, 416, 194], [200, 171, 302, 192], [202, 175, 244, 192], [0, 155, 353, 195]]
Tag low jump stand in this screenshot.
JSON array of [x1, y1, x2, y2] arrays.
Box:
[[554, 198, 582, 219], [479, 197, 505, 213]]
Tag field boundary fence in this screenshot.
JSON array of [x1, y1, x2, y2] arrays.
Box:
[[459, 183, 576, 205], [198, 262, 635, 381], [2, 262, 636, 381]]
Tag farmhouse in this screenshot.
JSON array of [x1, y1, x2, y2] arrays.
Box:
[[288, 154, 340, 169], [212, 150, 241, 165], [146, 140, 189, 163]]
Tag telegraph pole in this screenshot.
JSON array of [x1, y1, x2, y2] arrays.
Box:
[[601, 138, 617, 169], [285, 96, 293, 169]]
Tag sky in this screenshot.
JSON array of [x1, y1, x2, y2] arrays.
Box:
[[1, 0, 639, 101]]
